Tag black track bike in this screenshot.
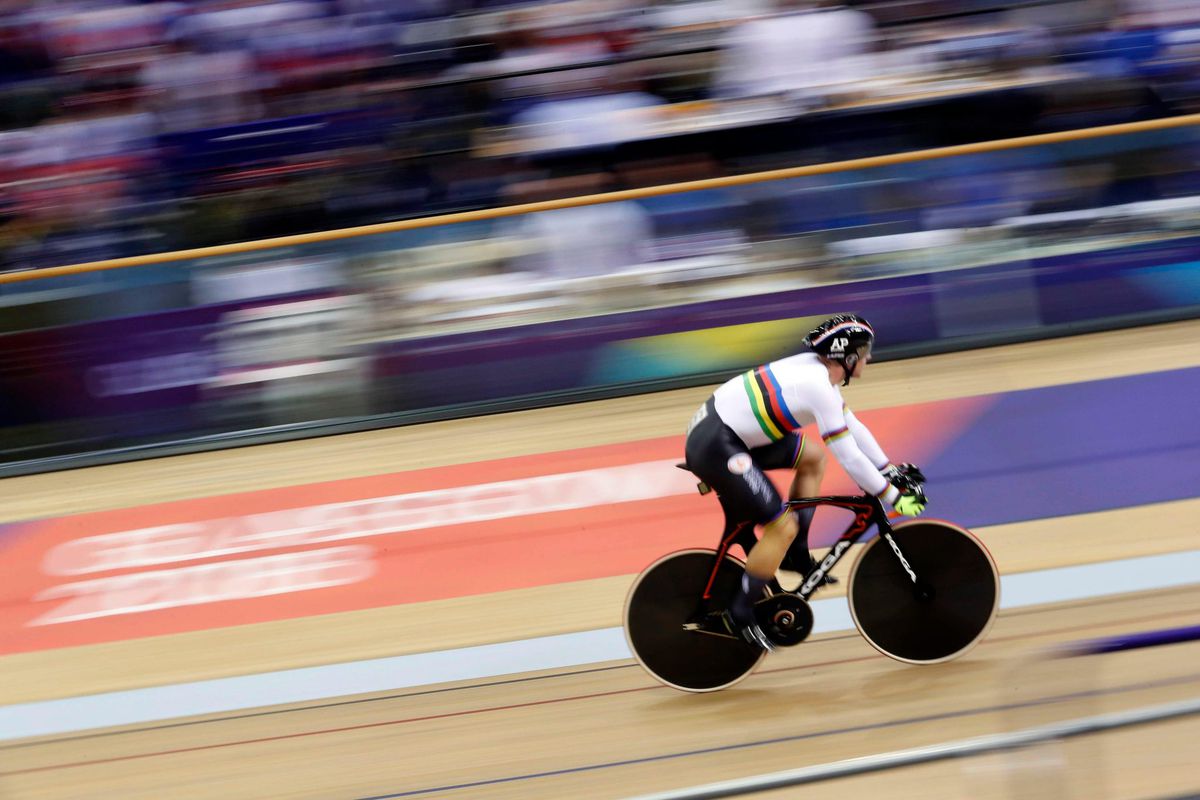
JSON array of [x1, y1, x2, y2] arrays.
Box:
[[623, 468, 1000, 692]]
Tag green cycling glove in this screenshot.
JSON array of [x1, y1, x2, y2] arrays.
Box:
[[893, 493, 926, 517]]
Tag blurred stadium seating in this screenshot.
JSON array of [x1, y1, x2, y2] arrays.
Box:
[[3, 0, 1199, 272]]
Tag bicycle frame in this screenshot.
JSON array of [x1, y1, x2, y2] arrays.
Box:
[[786, 495, 912, 600], [702, 492, 918, 606]]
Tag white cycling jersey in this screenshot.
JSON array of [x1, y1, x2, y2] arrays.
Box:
[[711, 352, 899, 504]]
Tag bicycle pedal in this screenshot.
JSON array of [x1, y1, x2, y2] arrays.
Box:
[[740, 622, 776, 653]]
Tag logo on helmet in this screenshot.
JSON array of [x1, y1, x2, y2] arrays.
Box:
[[829, 337, 847, 354]]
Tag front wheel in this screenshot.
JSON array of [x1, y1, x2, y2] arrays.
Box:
[[847, 520, 999, 664], [623, 549, 766, 692]]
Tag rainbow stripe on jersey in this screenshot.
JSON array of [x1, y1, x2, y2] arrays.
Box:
[[741, 365, 801, 441], [822, 426, 850, 445]]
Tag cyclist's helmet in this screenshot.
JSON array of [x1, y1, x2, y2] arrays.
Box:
[[804, 314, 875, 385]]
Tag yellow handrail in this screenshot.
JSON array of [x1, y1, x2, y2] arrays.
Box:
[[4, 112, 1200, 285]]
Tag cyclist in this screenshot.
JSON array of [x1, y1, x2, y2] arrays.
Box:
[[683, 313, 926, 650]]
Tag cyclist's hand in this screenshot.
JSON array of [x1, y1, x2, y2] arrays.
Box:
[[883, 463, 926, 492], [893, 491, 927, 517]]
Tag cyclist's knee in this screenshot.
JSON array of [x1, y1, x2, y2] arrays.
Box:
[[761, 509, 798, 545], [796, 442, 825, 479]]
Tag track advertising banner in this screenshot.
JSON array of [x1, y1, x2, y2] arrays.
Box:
[[3, 365, 1198, 655], [0, 398, 983, 655]]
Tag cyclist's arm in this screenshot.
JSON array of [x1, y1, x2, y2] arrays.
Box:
[[843, 406, 890, 471], [812, 396, 900, 505]]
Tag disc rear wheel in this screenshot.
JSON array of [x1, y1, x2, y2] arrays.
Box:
[[623, 549, 766, 692]]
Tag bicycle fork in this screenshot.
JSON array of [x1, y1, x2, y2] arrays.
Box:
[[880, 527, 934, 601]]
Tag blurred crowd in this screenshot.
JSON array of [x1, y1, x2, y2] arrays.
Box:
[[2, 0, 1200, 273]]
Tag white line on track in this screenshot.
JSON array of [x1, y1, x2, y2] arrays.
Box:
[[2, 549, 1198, 742]]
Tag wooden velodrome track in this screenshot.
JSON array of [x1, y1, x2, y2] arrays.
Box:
[[2, 320, 1199, 799]]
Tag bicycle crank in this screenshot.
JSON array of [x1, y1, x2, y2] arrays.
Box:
[[755, 594, 814, 647]]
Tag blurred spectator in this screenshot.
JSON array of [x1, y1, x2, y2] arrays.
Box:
[[1120, 0, 1200, 28], [509, 61, 666, 152], [713, 0, 878, 104], [0, 7, 53, 88], [166, 0, 326, 51], [450, 4, 619, 124], [0, 0, 1195, 274], [137, 35, 263, 132], [501, 171, 654, 278], [0, 82, 165, 269]]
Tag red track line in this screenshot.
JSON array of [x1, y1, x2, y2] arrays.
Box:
[[7, 601, 1199, 777], [8, 583, 1196, 755], [1, 687, 655, 777]]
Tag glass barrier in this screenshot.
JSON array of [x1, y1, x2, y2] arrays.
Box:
[[3, 120, 1200, 470]]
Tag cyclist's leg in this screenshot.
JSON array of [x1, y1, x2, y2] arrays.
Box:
[[788, 433, 825, 502], [743, 506, 797, 588], [685, 404, 787, 642], [749, 434, 819, 570], [785, 436, 826, 572], [731, 504, 795, 650]]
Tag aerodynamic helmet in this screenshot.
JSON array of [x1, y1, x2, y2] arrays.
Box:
[[804, 314, 875, 385]]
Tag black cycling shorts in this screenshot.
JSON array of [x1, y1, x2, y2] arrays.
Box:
[[684, 397, 804, 526]]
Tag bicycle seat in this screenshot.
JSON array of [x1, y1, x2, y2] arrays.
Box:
[[675, 462, 711, 495]]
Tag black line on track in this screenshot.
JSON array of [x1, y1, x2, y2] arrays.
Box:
[[5, 584, 1197, 752], [353, 669, 1200, 798], [0, 663, 635, 750]]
